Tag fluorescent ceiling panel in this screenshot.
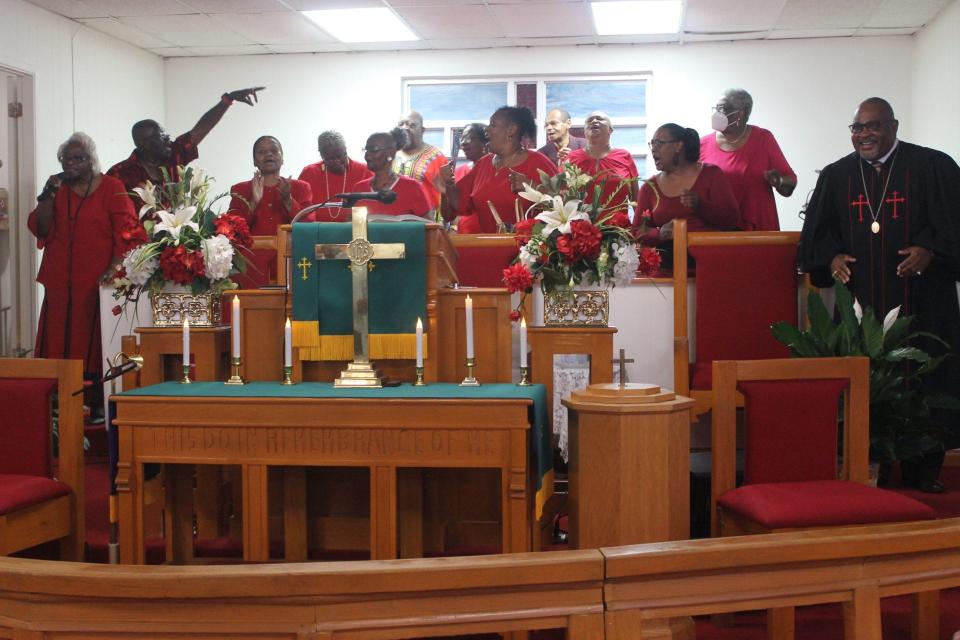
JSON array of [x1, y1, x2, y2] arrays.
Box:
[[591, 1, 683, 35], [302, 7, 419, 42]]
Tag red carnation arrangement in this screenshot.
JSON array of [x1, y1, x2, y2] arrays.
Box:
[[513, 218, 538, 246], [213, 213, 253, 248], [569, 220, 602, 261], [502, 262, 534, 293], [638, 246, 662, 277], [160, 244, 206, 285]]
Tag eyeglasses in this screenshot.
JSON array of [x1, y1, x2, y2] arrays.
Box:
[[849, 120, 892, 134], [363, 146, 394, 153], [61, 154, 89, 163], [648, 139, 678, 149]]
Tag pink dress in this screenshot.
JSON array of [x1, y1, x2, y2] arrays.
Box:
[[699, 126, 795, 231], [635, 164, 740, 244]]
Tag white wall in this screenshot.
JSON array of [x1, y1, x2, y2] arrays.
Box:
[[0, 0, 164, 358], [164, 36, 915, 231], [912, 0, 960, 159], [1, 0, 164, 187]]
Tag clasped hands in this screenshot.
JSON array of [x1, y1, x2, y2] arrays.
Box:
[[251, 171, 294, 211], [830, 246, 932, 283]]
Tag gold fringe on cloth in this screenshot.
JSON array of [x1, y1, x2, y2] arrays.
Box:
[[535, 469, 554, 521], [293, 321, 427, 361]]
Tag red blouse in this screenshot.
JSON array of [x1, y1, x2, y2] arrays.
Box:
[[228, 179, 313, 236], [352, 175, 432, 218], [455, 151, 557, 232], [567, 147, 639, 214], [635, 163, 740, 244]]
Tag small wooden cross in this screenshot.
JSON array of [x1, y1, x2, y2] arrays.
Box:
[[297, 256, 311, 281], [612, 348, 635, 389]]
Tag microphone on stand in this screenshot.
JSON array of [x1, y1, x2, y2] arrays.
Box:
[[290, 191, 397, 223], [335, 190, 397, 207]]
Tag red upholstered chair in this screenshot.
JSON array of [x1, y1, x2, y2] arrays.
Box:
[[0, 358, 85, 560], [712, 356, 938, 638], [450, 233, 519, 287], [672, 219, 801, 418]]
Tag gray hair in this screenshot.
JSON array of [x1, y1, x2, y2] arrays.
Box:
[[722, 88, 754, 118], [57, 131, 101, 173], [317, 130, 346, 150]]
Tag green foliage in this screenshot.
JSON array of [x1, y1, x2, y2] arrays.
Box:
[[772, 283, 957, 462]]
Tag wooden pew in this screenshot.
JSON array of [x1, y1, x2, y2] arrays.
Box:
[[603, 518, 960, 640], [0, 550, 604, 639]]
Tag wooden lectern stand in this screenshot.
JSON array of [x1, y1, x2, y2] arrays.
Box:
[[563, 382, 695, 640]]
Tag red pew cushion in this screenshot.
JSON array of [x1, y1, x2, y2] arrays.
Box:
[[0, 474, 70, 515]]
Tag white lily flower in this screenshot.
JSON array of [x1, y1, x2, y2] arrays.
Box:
[[132, 182, 158, 219], [852, 297, 863, 324], [882, 305, 901, 335], [535, 196, 589, 235], [154, 205, 199, 244], [190, 167, 206, 193], [518, 182, 548, 205]]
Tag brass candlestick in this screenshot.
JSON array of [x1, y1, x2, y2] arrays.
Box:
[[517, 366, 531, 386], [180, 364, 192, 384], [414, 366, 426, 386], [460, 357, 480, 386], [281, 365, 294, 385], [225, 357, 245, 385]]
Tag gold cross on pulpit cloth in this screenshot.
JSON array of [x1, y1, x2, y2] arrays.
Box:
[[315, 207, 406, 387], [612, 348, 635, 389]]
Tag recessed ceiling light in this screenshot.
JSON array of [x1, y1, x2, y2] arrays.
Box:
[[302, 8, 419, 43], [591, 1, 683, 36]]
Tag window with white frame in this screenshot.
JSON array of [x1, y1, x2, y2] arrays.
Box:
[[404, 74, 650, 177]]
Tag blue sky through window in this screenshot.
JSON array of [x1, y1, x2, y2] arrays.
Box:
[[410, 83, 508, 121], [546, 81, 646, 120]]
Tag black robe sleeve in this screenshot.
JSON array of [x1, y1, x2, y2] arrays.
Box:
[[914, 149, 960, 279], [798, 161, 845, 288]]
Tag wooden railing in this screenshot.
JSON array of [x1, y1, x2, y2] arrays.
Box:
[[2, 519, 959, 639]]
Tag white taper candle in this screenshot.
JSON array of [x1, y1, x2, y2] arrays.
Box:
[[284, 317, 292, 368], [465, 295, 474, 359], [182, 317, 190, 368], [415, 317, 423, 368], [232, 295, 240, 358], [520, 316, 527, 367]]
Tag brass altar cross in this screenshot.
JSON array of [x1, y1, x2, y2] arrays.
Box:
[[612, 348, 635, 389], [315, 207, 406, 387]]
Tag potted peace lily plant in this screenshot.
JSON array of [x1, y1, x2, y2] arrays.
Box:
[[108, 166, 253, 327], [501, 163, 660, 325], [771, 282, 960, 488]]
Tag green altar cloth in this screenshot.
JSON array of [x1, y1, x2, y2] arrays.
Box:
[[120, 382, 552, 495], [291, 221, 426, 360]]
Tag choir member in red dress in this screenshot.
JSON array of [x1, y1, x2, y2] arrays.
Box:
[[441, 106, 556, 233], [700, 88, 796, 231], [567, 111, 639, 216], [395, 111, 447, 209], [635, 123, 740, 250], [228, 136, 311, 284], [29, 133, 139, 403], [228, 136, 312, 235], [352, 129, 432, 219], [298, 130, 372, 221], [108, 87, 264, 211], [452, 123, 488, 233]]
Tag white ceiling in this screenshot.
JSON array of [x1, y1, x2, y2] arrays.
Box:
[[24, 0, 954, 58]]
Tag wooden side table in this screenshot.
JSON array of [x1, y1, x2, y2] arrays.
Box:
[[135, 326, 231, 386], [528, 326, 617, 421], [562, 382, 695, 640]]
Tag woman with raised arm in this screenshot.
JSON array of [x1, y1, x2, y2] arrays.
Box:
[[440, 106, 556, 232]]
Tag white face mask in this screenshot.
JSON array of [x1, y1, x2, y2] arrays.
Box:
[[712, 109, 733, 132]]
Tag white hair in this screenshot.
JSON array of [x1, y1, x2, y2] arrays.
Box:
[[57, 131, 101, 174], [722, 88, 754, 118]]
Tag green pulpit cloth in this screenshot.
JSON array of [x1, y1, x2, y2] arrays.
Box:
[[291, 222, 427, 360], [120, 382, 553, 518]]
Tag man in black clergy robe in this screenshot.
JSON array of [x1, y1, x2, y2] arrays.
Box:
[[799, 97, 960, 491]]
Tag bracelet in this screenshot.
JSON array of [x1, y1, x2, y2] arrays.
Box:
[[221, 92, 234, 106]]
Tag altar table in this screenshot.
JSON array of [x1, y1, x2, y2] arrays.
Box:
[[113, 382, 549, 564]]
